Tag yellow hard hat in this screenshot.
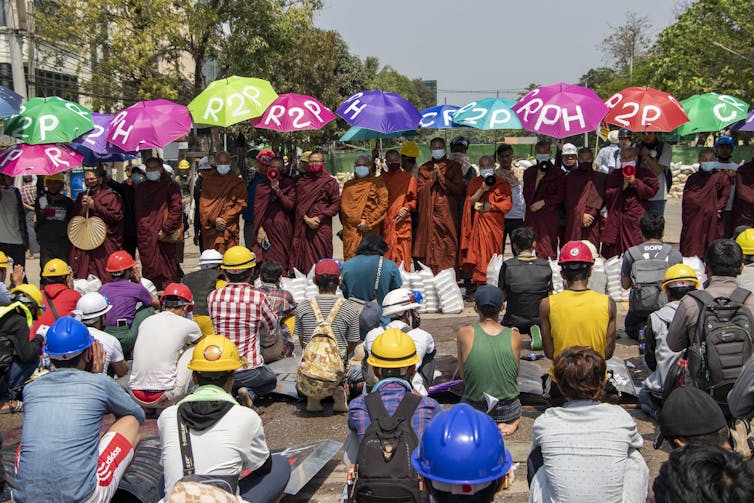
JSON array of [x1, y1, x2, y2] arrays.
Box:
[[221, 246, 256, 270], [188, 334, 243, 372], [736, 228, 754, 255], [44, 173, 65, 183], [662, 264, 699, 290], [0, 251, 9, 269], [11, 284, 44, 315], [42, 258, 72, 278], [178, 159, 190, 170], [399, 141, 419, 158], [300, 151, 312, 163], [367, 328, 420, 369]]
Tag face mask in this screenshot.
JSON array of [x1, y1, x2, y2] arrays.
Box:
[[308, 163, 324, 174], [431, 149, 445, 159], [621, 161, 635, 169], [387, 162, 401, 172], [216, 165, 231, 175], [131, 173, 144, 185], [354, 165, 370, 178], [85, 179, 98, 188], [700, 161, 717, 172], [535, 153, 550, 163], [146, 171, 161, 182], [480, 169, 494, 177]]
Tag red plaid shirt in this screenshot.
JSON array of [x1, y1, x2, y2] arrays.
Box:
[[208, 282, 277, 369]]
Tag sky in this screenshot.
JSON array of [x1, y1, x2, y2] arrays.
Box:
[[315, 0, 685, 106]]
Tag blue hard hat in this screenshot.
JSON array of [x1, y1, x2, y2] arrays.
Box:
[[44, 316, 94, 360], [411, 404, 512, 485], [618, 128, 632, 138], [715, 135, 735, 147]]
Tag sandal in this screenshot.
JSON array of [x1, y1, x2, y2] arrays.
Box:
[[0, 401, 23, 414]]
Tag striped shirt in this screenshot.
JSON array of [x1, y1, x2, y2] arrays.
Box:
[[208, 282, 277, 369], [294, 294, 360, 362]]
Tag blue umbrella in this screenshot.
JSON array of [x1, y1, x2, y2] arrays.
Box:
[[453, 98, 522, 130], [339, 126, 419, 141], [0, 85, 23, 119], [336, 90, 422, 134], [419, 105, 462, 129], [71, 144, 139, 165]]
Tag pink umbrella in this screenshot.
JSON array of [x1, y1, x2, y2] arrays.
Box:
[[251, 93, 336, 132], [512, 82, 609, 138], [0, 143, 83, 176], [106, 99, 192, 151]]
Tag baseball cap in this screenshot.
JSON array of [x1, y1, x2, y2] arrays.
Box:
[[198, 156, 212, 170], [562, 143, 578, 156], [654, 387, 727, 449], [474, 285, 503, 312], [314, 258, 341, 277]]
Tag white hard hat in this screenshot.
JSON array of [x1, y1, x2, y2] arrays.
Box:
[[199, 249, 223, 269], [76, 292, 112, 320], [198, 156, 212, 170], [607, 130, 619, 144], [382, 288, 422, 317], [562, 143, 578, 156], [163, 163, 175, 175]]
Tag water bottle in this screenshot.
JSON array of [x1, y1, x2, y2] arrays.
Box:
[[638, 328, 646, 355]]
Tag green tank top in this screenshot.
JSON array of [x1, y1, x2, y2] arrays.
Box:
[[462, 324, 518, 402]]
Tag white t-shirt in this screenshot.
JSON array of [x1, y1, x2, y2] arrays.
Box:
[[87, 327, 125, 374], [158, 402, 269, 496], [129, 311, 202, 391]]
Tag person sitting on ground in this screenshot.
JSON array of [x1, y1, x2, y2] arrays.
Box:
[[73, 292, 128, 378], [255, 260, 297, 362], [540, 241, 616, 404], [13, 317, 144, 503], [528, 346, 649, 503], [99, 250, 160, 329], [411, 404, 514, 503], [639, 264, 699, 418], [181, 248, 225, 337], [158, 335, 291, 502], [735, 227, 754, 292], [654, 386, 732, 452], [458, 285, 521, 436], [363, 288, 435, 395], [729, 353, 754, 420], [31, 258, 81, 338], [129, 283, 203, 409], [0, 251, 23, 306], [651, 444, 754, 503], [0, 285, 45, 414]]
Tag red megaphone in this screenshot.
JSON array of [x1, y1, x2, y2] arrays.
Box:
[[622, 164, 636, 178], [267, 167, 280, 181]]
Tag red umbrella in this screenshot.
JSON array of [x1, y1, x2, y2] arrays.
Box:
[[603, 87, 689, 132]]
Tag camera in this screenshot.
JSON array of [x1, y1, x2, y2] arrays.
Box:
[[484, 174, 496, 186]]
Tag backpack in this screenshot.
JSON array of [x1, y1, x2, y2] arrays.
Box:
[[357, 257, 384, 338], [351, 392, 429, 503], [296, 297, 346, 399], [628, 244, 672, 317]]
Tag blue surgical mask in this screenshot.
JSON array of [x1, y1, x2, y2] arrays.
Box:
[[354, 165, 370, 178], [217, 165, 231, 175], [431, 149, 445, 159], [480, 169, 494, 177], [700, 161, 717, 172], [146, 171, 161, 182], [535, 153, 550, 162], [131, 173, 145, 185]]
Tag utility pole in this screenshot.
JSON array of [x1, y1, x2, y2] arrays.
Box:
[[21, 0, 35, 98], [5, 0, 27, 98]]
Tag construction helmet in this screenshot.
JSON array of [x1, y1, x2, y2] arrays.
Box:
[[42, 258, 72, 278], [10, 284, 44, 316], [381, 288, 423, 317], [411, 404, 512, 486], [558, 241, 595, 266], [367, 328, 420, 369], [76, 292, 112, 321], [736, 228, 754, 256], [188, 334, 243, 372], [221, 246, 256, 271], [661, 264, 700, 290], [0, 251, 10, 269], [178, 159, 190, 170], [399, 141, 419, 158], [44, 316, 94, 360], [161, 283, 194, 311], [44, 173, 65, 183], [105, 250, 137, 273], [199, 249, 224, 269]]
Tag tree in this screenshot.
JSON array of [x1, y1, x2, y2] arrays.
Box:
[[599, 12, 653, 82]]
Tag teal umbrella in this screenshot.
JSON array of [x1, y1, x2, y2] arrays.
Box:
[[676, 92, 749, 136], [453, 98, 522, 130], [339, 126, 419, 141]]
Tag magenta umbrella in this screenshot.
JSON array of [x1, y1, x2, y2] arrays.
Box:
[[251, 93, 335, 132], [512, 82, 609, 138], [0, 143, 83, 176], [106, 99, 192, 151]]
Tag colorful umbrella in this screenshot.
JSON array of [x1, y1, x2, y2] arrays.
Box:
[[676, 93, 750, 136], [0, 85, 23, 119], [106, 99, 192, 151], [453, 98, 522, 130], [72, 113, 137, 156], [419, 105, 461, 129], [339, 127, 419, 141], [336, 90, 422, 134], [3, 96, 94, 145], [188, 76, 278, 127], [512, 83, 608, 138], [731, 111, 754, 132], [603, 86, 689, 132], [251, 93, 335, 132], [0, 143, 83, 176], [71, 145, 139, 165]]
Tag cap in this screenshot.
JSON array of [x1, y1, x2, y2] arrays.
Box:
[[44, 173, 65, 183], [256, 148, 275, 166], [654, 387, 727, 449], [163, 163, 175, 175], [618, 128, 632, 138], [314, 258, 341, 277], [607, 130, 619, 144], [450, 136, 469, 149], [198, 156, 212, 170], [399, 141, 419, 158], [131, 163, 146, 175], [715, 135, 735, 147], [474, 285, 503, 312], [300, 151, 312, 163], [562, 143, 578, 156]]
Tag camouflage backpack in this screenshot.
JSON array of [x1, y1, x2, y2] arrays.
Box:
[[297, 297, 346, 399]]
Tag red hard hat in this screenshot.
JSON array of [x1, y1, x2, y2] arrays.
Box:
[[558, 241, 595, 265], [161, 283, 193, 306], [105, 251, 137, 273]]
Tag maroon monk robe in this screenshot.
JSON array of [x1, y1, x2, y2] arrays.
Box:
[[251, 176, 296, 272], [679, 170, 730, 259], [522, 165, 565, 260], [602, 166, 659, 258], [70, 187, 124, 282], [564, 163, 606, 247], [134, 175, 183, 290], [291, 172, 341, 273], [733, 161, 754, 229]]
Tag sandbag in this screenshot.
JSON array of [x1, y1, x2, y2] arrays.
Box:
[[434, 268, 464, 314], [606, 255, 629, 302], [588, 257, 607, 294], [486, 254, 504, 287], [682, 256, 707, 285], [549, 260, 563, 294]]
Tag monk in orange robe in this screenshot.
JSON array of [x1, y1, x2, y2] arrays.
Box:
[[413, 138, 465, 274], [340, 155, 389, 261], [198, 151, 247, 253], [381, 150, 417, 268], [460, 156, 512, 284]]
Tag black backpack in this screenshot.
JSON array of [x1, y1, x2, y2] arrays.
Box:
[[351, 392, 429, 503]]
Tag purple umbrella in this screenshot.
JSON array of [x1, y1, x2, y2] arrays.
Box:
[[731, 111, 754, 132], [106, 99, 192, 151], [336, 90, 421, 134], [72, 112, 137, 156], [512, 82, 609, 138]]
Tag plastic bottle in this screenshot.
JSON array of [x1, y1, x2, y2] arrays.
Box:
[[638, 328, 646, 355]]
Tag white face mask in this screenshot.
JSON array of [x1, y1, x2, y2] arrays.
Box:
[[146, 171, 161, 182], [621, 161, 635, 168], [354, 165, 370, 178], [480, 169, 494, 177], [431, 149, 445, 159], [535, 153, 550, 162], [217, 165, 231, 175]]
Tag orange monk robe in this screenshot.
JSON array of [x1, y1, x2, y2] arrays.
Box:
[[460, 176, 513, 284], [340, 176, 389, 261], [381, 169, 417, 268], [199, 170, 247, 253]]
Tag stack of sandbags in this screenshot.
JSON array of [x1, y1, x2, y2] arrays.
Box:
[[414, 262, 439, 313], [588, 257, 608, 294], [486, 254, 504, 287], [283, 269, 309, 304], [606, 255, 629, 301], [434, 268, 464, 314], [549, 259, 564, 293], [682, 256, 707, 285], [74, 274, 102, 296]]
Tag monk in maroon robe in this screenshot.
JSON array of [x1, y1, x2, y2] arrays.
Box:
[[291, 152, 340, 273], [522, 163, 564, 260], [70, 169, 124, 282], [564, 149, 606, 248], [680, 150, 730, 258], [135, 159, 183, 290], [602, 147, 659, 258], [251, 157, 296, 272], [732, 150, 754, 230]]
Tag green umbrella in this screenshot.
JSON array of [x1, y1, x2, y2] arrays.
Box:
[[4, 97, 94, 145], [188, 76, 278, 127], [339, 126, 419, 141], [676, 92, 749, 136]]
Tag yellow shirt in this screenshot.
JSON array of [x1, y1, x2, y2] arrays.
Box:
[[548, 289, 610, 377]]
